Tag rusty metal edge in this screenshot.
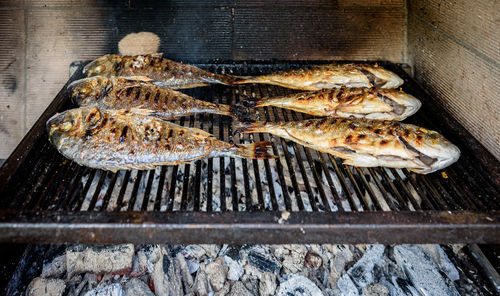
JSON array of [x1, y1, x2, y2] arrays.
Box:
[[0, 211, 498, 244]]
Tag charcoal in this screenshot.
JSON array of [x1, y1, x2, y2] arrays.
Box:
[[150, 246, 182, 296], [224, 255, 244, 281], [214, 282, 231, 296], [361, 283, 389, 296], [228, 281, 254, 296], [26, 278, 66, 296], [184, 245, 207, 260], [83, 283, 124, 296], [74, 273, 99, 296], [41, 254, 66, 279], [259, 272, 277, 296], [393, 245, 460, 296], [247, 250, 280, 274], [124, 278, 154, 296], [277, 275, 323, 296], [220, 245, 242, 261], [419, 245, 460, 281], [66, 244, 134, 278], [200, 244, 221, 258], [240, 274, 260, 295], [176, 252, 194, 292], [305, 251, 323, 270], [205, 257, 228, 292], [192, 263, 209, 296]]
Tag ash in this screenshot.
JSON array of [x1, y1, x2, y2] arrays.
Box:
[[27, 244, 491, 296]]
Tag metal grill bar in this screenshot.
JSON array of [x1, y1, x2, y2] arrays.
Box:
[[0, 61, 498, 244]]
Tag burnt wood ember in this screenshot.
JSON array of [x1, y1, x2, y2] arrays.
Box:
[[0, 62, 498, 245], [4, 243, 498, 295]]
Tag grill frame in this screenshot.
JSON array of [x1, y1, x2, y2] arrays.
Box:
[[0, 61, 498, 244]]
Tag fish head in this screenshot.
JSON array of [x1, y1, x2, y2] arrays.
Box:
[[46, 107, 103, 145], [67, 76, 113, 105], [377, 90, 422, 120], [83, 54, 122, 77], [362, 64, 404, 88], [398, 126, 460, 174]]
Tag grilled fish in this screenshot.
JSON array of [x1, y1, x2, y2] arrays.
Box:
[[83, 53, 238, 89], [68, 76, 252, 121], [237, 118, 460, 174], [47, 107, 275, 171], [232, 63, 404, 90], [244, 88, 421, 121]]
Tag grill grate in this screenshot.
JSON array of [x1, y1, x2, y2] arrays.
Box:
[[0, 62, 498, 244]]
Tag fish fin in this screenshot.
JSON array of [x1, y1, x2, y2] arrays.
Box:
[[233, 141, 277, 159], [234, 120, 267, 134], [123, 75, 153, 82], [238, 95, 267, 108]]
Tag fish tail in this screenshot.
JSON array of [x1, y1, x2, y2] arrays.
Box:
[[233, 141, 277, 159], [226, 76, 260, 85], [234, 120, 269, 134], [238, 95, 269, 108]]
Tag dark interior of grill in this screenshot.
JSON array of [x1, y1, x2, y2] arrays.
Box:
[[0, 61, 498, 245]]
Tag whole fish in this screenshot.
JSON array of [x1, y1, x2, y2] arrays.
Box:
[[243, 88, 421, 121], [68, 76, 252, 121], [232, 63, 404, 90], [83, 53, 238, 89], [237, 118, 460, 174], [47, 107, 275, 171]]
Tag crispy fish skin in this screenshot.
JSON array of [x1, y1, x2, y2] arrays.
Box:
[[232, 63, 404, 90], [46, 107, 275, 171], [237, 118, 460, 174], [83, 53, 238, 89], [68, 76, 252, 120], [244, 88, 421, 121]]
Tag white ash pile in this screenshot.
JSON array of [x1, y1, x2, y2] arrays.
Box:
[[27, 243, 488, 296]]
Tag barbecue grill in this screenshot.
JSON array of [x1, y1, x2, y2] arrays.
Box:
[[0, 61, 498, 245]]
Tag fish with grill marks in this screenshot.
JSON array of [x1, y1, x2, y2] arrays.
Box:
[[83, 53, 239, 89], [231, 63, 404, 90], [237, 118, 460, 174], [46, 107, 276, 171], [243, 88, 421, 121], [68, 76, 253, 121]]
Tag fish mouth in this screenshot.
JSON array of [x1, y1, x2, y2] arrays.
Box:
[[398, 135, 460, 174], [375, 92, 421, 120]]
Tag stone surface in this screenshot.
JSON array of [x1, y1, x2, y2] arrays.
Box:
[[66, 244, 134, 278], [26, 278, 66, 296], [124, 278, 154, 296], [205, 257, 229, 292], [277, 275, 323, 296], [259, 272, 277, 296]]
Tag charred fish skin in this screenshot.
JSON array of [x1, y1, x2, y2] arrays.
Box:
[[232, 63, 404, 91], [83, 53, 238, 89], [46, 107, 275, 171], [244, 88, 421, 121], [237, 118, 460, 174], [67, 76, 254, 121]]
